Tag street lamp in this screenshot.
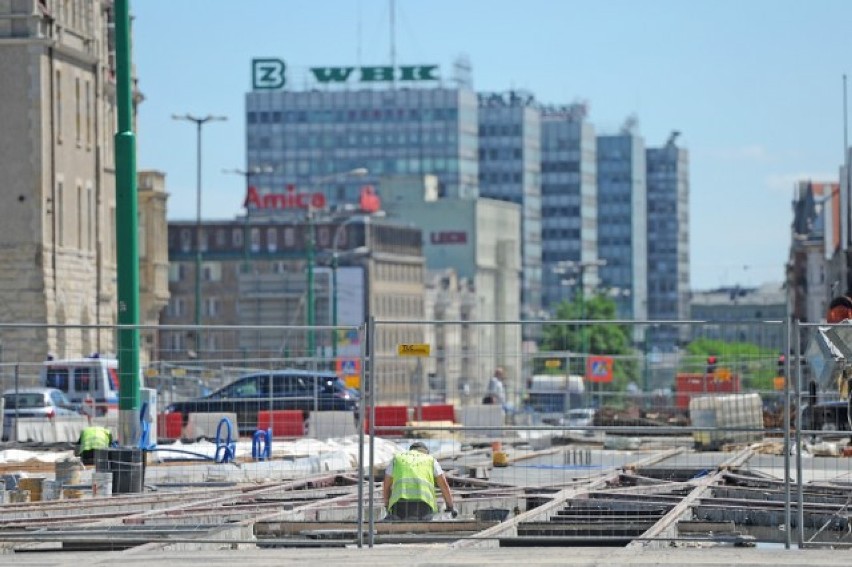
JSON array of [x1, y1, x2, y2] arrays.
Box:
[[304, 167, 369, 357], [172, 113, 227, 355]]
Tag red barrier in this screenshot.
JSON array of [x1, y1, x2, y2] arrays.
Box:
[[419, 404, 455, 422], [257, 410, 305, 437], [158, 412, 183, 440], [364, 405, 408, 437]]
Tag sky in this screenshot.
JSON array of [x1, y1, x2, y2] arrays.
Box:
[[131, 0, 852, 291]]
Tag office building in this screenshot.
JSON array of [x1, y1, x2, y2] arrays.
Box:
[[596, 122, 648, 329], [477, 91, 543, 330], [382, 175, 523, 403], [646, 133, 690, 349], [690, 284, 786, 349], [161, 213, 425, 403], [540, 103, 601, 310]]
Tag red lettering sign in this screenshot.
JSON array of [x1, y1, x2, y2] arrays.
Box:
[[430, 231, 467, 244], [244, 185, 327, 210]]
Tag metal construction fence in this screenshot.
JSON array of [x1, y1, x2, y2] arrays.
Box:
[[2, 318, 852, 550]]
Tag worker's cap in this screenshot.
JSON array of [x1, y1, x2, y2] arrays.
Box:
[[409, 441, 429, 454]]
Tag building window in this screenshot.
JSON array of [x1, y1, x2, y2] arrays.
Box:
[[168, 264, 183, 282], [76, 185, 82, 248], [232, 227, 243, 247], [204, 297, 219, 317], [202, 262, 221, 282], [267, 227, 277, 252], [85, 79, 92, 149], [55, 69, 62, 143], [168, 298, 185, 317], [87, 186, 93, 251], [74, 77, 82, 145], [180, 229, 192, 252], [57, 181, 64, 246]]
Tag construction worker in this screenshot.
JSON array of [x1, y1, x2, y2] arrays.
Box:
[[76, 425, 112, 465], [382, 441, 456, 521]]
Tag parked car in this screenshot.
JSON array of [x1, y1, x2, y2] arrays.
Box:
[[562, 408, 597, 436], [2, 387, 82, 441], [162, 370, 358, 437]]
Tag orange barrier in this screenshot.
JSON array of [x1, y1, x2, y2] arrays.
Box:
[[419, 404, 455, 422], [364, 405, 408, 437], [257, 410, 305, 437], [158, 412, 183, 440]]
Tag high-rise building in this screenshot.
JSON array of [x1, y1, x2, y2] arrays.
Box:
[[646, 134, 690, 349], [596, 121, 648, 330], [540, 103, 600, 310], [0, 1, 166, 363], [477, 91, 542, 330], [245, 72, 479, 205]]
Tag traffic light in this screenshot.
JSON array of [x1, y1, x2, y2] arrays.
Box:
[[706, 355, 717, 375], [777, 355, 785, 378]]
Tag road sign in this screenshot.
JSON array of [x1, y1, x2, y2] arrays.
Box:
[[397, 343, 430, 357], [336, 358, 361, 389], [586, 355, 614, 384]]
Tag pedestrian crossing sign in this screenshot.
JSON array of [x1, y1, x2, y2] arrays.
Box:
[[586, 355, 614, 383]]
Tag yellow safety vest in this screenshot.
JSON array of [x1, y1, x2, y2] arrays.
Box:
[[389, 450, 438, 512], [79, 427, 111, 453]]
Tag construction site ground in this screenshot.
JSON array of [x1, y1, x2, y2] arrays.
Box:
[[2, 430, 852, 564]]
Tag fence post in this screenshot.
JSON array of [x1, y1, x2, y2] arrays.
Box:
[[783, 316, 792, 549], [367, 315, 377, 548], [794, 320, 804, 548], [357, 322, 367, 548]]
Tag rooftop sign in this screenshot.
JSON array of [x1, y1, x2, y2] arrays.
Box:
[[252, 58, 439, 90]]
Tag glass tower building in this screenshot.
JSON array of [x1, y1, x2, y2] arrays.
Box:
[[540, 104, 600, 310], [596, 128, 648, 327], [477, 91, 543, 329], [646, 136, 690, 349], [245, 86, 480, 205]]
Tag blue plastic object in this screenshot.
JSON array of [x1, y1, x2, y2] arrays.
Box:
[[252, 428, 272, 461], [213, 417, 236, 463]]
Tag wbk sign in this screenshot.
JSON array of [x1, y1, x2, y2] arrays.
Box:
[[251, 58, 439, 90]]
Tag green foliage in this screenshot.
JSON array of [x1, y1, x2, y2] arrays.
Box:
[[541, 294, 639, 391], [683, 338, 781, 391]]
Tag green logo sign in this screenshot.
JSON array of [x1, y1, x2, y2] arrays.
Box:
[[252, 58, 286, 90], [310, 65, 439, 84], [250, 59, 440, 90]]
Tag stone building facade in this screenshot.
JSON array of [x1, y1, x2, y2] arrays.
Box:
[[0, 1, 167, 366]]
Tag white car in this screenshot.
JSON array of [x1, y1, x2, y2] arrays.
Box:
[[563, 408, 597, 436], [2, 387, 81, 441]]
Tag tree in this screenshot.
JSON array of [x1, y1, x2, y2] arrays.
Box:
[[541, 294, 638, 391]]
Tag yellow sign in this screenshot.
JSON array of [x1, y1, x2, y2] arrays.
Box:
[[144, 367, 158, 378], [544, 359, 561, 369], [397, 343, 431, 357], [171, 367, 186, 378]]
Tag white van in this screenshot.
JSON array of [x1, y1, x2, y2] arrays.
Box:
[[40, 356, 122, 416]]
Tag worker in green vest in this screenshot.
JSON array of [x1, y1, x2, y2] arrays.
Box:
[[382, 441, 456, 521], [76, 425, 113, 465]]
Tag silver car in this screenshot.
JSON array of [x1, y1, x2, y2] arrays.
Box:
[[2, 387, 80, 441]]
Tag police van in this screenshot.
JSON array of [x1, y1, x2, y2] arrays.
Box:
[[40, 355, 122, 417]]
